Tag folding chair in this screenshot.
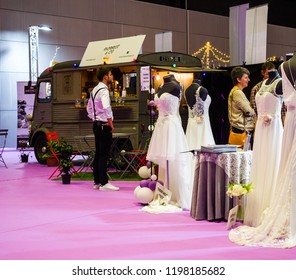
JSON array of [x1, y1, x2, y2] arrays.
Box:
[[120, 131, 150, 178], [46, 131, 78, 179], [46, 132, 61, 179], [0, 129, 8, 168], [73, 135, 95, 175]]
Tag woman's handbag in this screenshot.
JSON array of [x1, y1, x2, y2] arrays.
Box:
[[228, 129, 247, 146]]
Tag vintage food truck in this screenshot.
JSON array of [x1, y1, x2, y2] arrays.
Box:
[[28, 35, 202, 163]]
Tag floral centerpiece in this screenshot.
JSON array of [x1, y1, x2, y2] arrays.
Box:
[[226, 182, 253, 198], [226, 182, 254, 220]]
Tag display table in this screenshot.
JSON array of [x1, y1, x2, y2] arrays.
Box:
[[190, 151, 252, 221]]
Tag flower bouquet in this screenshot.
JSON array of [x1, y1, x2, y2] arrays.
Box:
[[226, 182, 254, 221]]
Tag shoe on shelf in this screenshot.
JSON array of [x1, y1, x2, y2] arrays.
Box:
[[93, 183, 101, 190], [99, 183, 120, 191]]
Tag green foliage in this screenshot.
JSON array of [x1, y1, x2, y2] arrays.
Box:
[[42, 140, 61, 159], [58, 140, 73, 174], [43, 137, 74, 174], [67, 172, 141, 181]]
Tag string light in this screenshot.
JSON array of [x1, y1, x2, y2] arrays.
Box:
[[192, 41, 230, 68], [266, 56, 277, 62]]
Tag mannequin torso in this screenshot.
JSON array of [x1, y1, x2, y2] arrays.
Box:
[[185, 79, 208, 108], [282, 52, 296, 88], [229, 52, 296, 249], [158, 75, 181, 98], [265, 69, 282, 95]]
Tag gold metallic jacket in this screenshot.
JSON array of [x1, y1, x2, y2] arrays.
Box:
[[228, 88, 255, 131]]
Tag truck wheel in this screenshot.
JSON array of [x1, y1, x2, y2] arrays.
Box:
[[34, 133, 47, 164]]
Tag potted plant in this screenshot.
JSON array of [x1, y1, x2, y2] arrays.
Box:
[[42, 135, 74, 182], [20, 147, 30, 162], [19, 142, 31, 163], [58, 140, 74, 184], [42, 140, 61, 166]]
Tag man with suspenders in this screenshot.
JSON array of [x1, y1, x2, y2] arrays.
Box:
[[87, 67, 119, 191]]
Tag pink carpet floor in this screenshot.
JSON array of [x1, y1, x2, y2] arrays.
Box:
[[0, 150, 295, 260]]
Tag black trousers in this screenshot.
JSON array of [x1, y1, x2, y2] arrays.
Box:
[[92, 121, 112, 185]]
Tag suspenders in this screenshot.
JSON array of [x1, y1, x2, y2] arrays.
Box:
[[91, 87, 104, 120]]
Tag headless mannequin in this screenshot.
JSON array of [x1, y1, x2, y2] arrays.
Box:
[[281, 51, 296, 88], [265, 69, 283, 95], [153, 74, 188, 207], [158, 74, 181, 98], [185, 79, 208, 108]]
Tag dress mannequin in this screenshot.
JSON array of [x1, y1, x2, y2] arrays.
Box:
[[281, 51, 296, 88], [146, 74, 192, 210], [185, 79, 208, 105], [158, 75, 181, 98], [278, 51, 296, 174], [229, 53, 296, 248], [243, 66, 283, 227], [185, 80, 215, 150], [265, 69, 283, 95]]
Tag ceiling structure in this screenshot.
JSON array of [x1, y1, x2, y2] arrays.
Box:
[[137, 0, 296, 29]]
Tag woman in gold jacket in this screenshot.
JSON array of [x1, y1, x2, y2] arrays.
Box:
[[228, 66, 255, 142]]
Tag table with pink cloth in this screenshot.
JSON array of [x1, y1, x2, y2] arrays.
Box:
[[190, 151, 252, 221]]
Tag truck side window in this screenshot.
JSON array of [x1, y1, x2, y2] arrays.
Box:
[[38, 81, 51, 102]]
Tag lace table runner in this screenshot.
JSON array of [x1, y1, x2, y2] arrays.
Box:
[[196, 151, 252, 184]]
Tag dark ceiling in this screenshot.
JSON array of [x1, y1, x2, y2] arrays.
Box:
[[137, 0, 296, 29]]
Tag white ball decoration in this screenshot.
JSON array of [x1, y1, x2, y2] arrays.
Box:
[[148, 125, 154, 131], [150, 174, 157, 181], [135, 187, 154, 204], [134, 186, 142, 197], [138, 166, 150, 179]]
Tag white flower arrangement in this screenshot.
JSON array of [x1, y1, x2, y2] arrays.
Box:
[[226, 182, 254, 198], [263, 114, 273, 125]]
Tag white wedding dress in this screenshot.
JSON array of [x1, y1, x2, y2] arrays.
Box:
[[185, 89, 215, 150], [243, 78, 283, 227], [229, 63, 296, 248], [146, 92, 193, 210]]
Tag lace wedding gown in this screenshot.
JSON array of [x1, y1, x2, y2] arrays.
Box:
[[229, 63, 296, 248], [185, 88, 215, 150], [243, 78, 283, 227], [147, 92, 193, 210]]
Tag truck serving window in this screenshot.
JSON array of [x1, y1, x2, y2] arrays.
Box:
[[38, 81, 51, 102]]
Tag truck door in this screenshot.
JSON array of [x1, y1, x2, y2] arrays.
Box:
[[31, 78, 53, 163]]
